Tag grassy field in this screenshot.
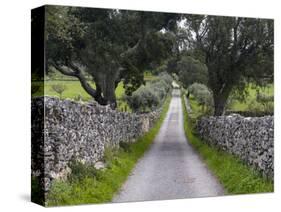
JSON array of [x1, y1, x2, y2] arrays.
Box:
[[32, 71, 158, 112], [33, 80, 125, 100], [228, 84, 273, 111], [32, 80, 129, 111], [182, 94, 273, 194], [45, 95, 172, 206]]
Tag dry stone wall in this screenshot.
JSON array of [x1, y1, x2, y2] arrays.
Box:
[[32, 97, 161, 191], [196, 114, 274, 179]]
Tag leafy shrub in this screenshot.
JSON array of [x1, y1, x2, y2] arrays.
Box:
[[245, 92, 274, 115], [73, 93, 83, 101], [125, 85, 160, 112], [68, 160, 98, 182], [119, 141, 132, 153], [46, 180, 73, 206], [158, 72, 173, 85], [125, 72, 172, 112], [256, 91, 274, 114], [51, 84, 67, 98], [188, 83, 213, 114], [247, 100, 264, 114], [103, 146, 119, 168], [256, 91, 274, 103], [178, 56, 208, 88], [263, 102, 274, 114]]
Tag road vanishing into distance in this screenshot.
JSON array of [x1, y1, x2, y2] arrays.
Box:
[[113, 89, 224, 203]]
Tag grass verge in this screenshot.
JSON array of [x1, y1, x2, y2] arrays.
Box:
[[181, 95, 273, 194], [45, 94, 172, 206]]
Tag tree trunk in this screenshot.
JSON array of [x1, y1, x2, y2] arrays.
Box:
[[95, 83, 108, 105], [94, 71, 118, 109], [104, 77, 117, 109], [213, 94, 228, 116], [76, 75, 107, 105]]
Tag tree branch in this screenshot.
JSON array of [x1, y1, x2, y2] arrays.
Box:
[[51, 61, 78, 77], [50, 60, 108, 105]]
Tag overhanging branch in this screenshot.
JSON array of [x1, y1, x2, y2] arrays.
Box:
[[50, 60, 108, 105]]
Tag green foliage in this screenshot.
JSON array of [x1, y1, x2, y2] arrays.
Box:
[[68, 161, 98, 183], [46, 6, 84, 65], [73, 94, 83, 102], [31, 177, 45, 206], [103, 146, 119, 168], [182, 95, 273, 194], [44, 7, 273, 113], [126, 86, 160, 113], [33, 80, 130, 111], [256, 90, 274, 114], [46, 5, 179, 105], [125, 73, 173, 112], [256, 91, 274, 103], [33, 80, 95, 100], [188, 83, 213, 115], [46, 95, 172, 206], [227, 84, 274, 115], [119, 141, 132, 153], [247, 100, 266, 114], [178, 56, 208, 88], [183, 15, 273, 115], [247, 92, 274, 115], [51, 83, 67, 98], [117, 99, 131, 113]]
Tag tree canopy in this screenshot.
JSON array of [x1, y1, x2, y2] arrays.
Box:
[[178, 55, 208, 89], [46, 6, 180, 108], [43, 6, 274, 115], [181, 15, 274, 115]]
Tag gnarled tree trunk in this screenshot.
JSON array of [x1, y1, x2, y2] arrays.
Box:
[[212, 84, 233, 116], [213, 95, 228, 116]]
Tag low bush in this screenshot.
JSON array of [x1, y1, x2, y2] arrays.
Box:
[[68, 160, 98, 182], [231, 90, 274, 116], [51, 83, 67, 98], [125, 72, 172, 112], [188, 83, 213, 115], [256, 91, 274, 114], [119, 141, 132, 153], [103, 146, 119, 168], [73, 94, 83, 102]]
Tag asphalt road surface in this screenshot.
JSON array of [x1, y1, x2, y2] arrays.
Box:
[[113, 89, 224, 203]]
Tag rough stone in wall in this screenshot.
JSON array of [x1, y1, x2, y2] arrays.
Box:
[[196, 114, 274, 180], [31, 96, 161, 192]]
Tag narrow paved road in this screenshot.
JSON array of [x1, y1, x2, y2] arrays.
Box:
[[113, 89, 224, 203]]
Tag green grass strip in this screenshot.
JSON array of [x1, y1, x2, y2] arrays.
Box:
[[46, 95, 172, 206], [181, 95, 273, 195]]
